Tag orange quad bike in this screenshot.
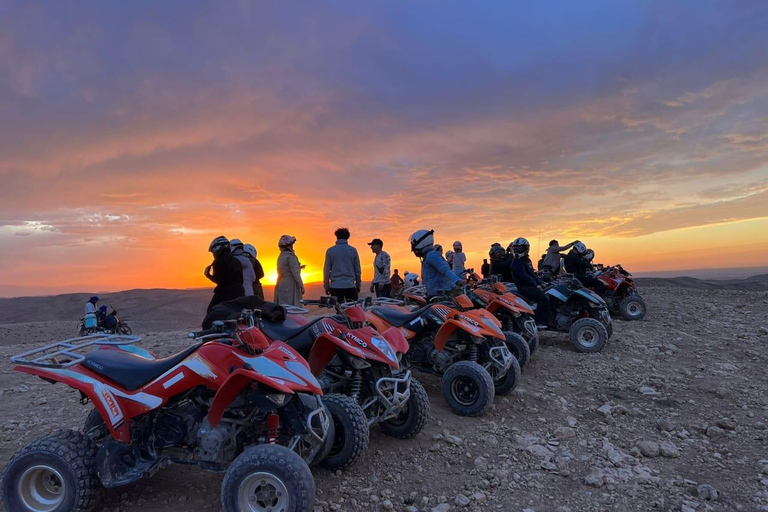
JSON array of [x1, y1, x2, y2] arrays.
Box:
[[364, 294, 518, 417]]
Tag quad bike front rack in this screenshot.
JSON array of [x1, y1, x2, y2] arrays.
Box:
[[370, 297, 404, 306], [10, 334, 142, 369]]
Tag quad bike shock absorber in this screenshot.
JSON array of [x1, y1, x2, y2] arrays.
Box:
[[349, 372, 362, 402], [267, 413, 279, 444], [468, 345, 478, 362]]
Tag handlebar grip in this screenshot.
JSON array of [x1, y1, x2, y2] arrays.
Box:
[[189, 326, 218, 339]]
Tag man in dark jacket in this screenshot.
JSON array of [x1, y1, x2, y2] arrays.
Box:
[[564, 242, 605, 294], [509, 237, 550, 329], [204, 236, 245, 312], [489, 244, 514, 282]]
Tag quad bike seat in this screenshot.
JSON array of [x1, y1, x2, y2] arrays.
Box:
[[369, 304, 432, 328], [82, 344, 201, 391], [260, 317, 326, 356]]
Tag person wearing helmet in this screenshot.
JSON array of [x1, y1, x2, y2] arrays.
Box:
[[451, 241, 467, 274], [444, 249, 454, 268], [489, 244, 514, 282], [368, 238, 392, 298], [408, 229, 464, 299], [243, 243, 265, 299], [84, 295, 99, 316], [229, 239, 256, 297], [564, 242, 605, 293], [275, 235, 304, 306], [541, 239, 579, 276], [204, 236, 245, 312], [323, 228, 362, 303], [510, 237, 550, 329]]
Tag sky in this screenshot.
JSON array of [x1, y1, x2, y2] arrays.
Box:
[[1, 0, 767, 296]]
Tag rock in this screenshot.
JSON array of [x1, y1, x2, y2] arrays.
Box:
[[526, 444, 554, 459], [656, 418, 673, 432], [602, 441, 626, 465], [584, 467, 605, 488], [706, 426, 726, 439], [454, 494, 470, 507], [697, 484, 719, 501], [759, 326, 767, 335], [382, 499, 394, 510], [431, 504, 451, 512], [444, 431, 463, 446], [638, 386, 659, 396], [716, 419, 736, 431], [659, 440, 680, 458], [566, 416, 578, 427], [473, 456, 488, 470], [469, 492, 486, 502], [681, 503, 697, 512], [638, 441, 660, 458], [597, 403, 613, 415], [541, 460, 558, 471], [554, 426, 576, 439]]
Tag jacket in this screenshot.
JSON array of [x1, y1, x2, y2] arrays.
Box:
[[274, 249, 304, 306], [421, 247, 460, 297], [564, 251, 592, 276], [210, 253, 244, 295], [323, 239, 362, 290], [372, 251, 391, 285], [490, 254, 514, 282], [233, 251, 256, 296], [511, 256, 543, 288]]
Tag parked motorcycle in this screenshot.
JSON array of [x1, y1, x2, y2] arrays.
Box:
[[3, 317, 330, 512], [506, 276, 612, 353], [593, 264, 647, 320], [252, 297, 429, 469], [364, 292, 517, 417], [78, 306, 132, 336]]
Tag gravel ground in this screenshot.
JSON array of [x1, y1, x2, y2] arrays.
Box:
[[1, 284, 767, 512]]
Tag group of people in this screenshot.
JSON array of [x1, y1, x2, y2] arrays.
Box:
[[202, 229, 602, 328]]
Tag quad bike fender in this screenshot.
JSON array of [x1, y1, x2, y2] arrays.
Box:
[[365, 312, 395, 333], [16, 366, 138, 442], [434, 319, 487, 351], [307, 333, 369, 376], [380, 326, 410, 355], [208, 368, 296, 427]]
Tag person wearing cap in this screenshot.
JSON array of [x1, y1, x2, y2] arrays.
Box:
[[323, 227, 362, 303], [451, 241, 467, 274], [275, 235, 304, 306], [368, 238, 392, 298]]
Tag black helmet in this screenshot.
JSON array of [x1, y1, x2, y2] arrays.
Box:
[[489, 245, 506, 261], [209, 236, 230, 255], [511, 237, 530, 258]]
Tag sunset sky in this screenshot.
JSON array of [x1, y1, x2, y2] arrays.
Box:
[[1, 1, 767, 297]]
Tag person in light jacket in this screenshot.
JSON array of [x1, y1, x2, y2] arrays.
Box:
[[274, 235, 304, 306], [323, 227, 362, 303]]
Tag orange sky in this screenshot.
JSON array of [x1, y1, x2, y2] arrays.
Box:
[[1, 2, 768, 296]]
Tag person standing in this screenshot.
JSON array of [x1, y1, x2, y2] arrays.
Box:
[[274, 235, 304, 306], [204, 236, 245, 312], [391, 269, 404, 295], [368, 238, 392, 298], [323, 227, 362, 302], [481, 259, 491, 279], [229, 239, 256, 297], [509, 237, 550, 329], [451, 241, 467, 274], [84, 295, 99, 316], [243, 243, 265, 299]]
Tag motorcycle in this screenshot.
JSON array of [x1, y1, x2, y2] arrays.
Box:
[[364, 291, 518, 417], [593, 264, 647, 320], [78, 306, 132, 336], [254, 297, 429, 470], [506, 276, 612, 353], [3, 316, 330, 512]]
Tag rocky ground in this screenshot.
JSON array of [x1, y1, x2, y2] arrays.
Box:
[[1, 283, 767, 512]]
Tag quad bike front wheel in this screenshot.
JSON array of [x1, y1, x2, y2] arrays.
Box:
[[503, 331, 531, 369], [1, 430, 102, 512], [442, 360, 495, 417], [569, 318, 608, 353], [380, 377, 429, 439], [319, 394, 369, 470], [619, 295, 646, 321], [117, 323, 132, 335], [221, 444, 315, 512]]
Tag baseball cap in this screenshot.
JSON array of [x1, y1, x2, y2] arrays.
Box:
[[367, 238, 384, 246]]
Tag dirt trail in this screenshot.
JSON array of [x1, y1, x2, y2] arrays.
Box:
[[1, 285, 767, 512]]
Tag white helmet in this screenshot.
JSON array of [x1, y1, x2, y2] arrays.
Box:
[[584, 249, 595, 262], [230, 238, 244, 250], [573, 241, 588, 255], [511, 237, 530, 258], [208, 236, 230, 255], [243, 244, 257, 259], [404, 273, 419, 287], [408, 229, 434, 257]]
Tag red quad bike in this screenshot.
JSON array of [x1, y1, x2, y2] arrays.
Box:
[[364, 293, 518, 417], [255, 297, 429, 470], [593, 264, 647, 320], [2, 319, 331, 512]]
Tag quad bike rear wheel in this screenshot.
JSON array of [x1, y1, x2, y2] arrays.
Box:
[[221, 444, 315, 512], [503, 331, 531, 369], [569, 318, 608, 353], [380, 377, 429, 439], [82, 409, 109, 442], [319, 394, 369, 470], [1, 430, 102, 512], [117, 323, 132, 335], [442, 361, 495, 417], [619, 295, 646, 321]]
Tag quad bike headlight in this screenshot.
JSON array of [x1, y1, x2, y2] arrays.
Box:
[[267, 393, 288, 406], [372, 336, 398, 364], [480, 317, 504, 337], [347, 355, 371, 369]]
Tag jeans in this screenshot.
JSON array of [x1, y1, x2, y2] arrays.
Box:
[[516, 285, 550, 326], [329, 287, 359, 303]]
